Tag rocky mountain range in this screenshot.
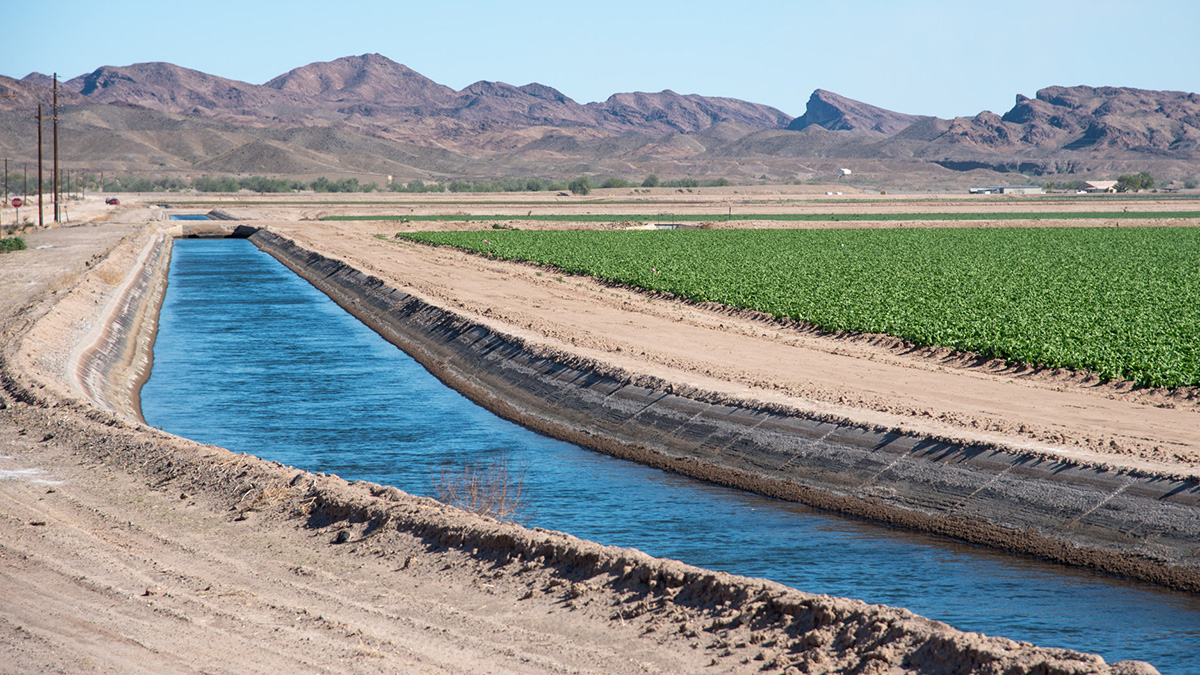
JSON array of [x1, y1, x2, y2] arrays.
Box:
[[1, 53, 1197, 186]]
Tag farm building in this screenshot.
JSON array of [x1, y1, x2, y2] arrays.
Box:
[[969, 185, 1044, 195], [837, 168, 852, 176], [1080, 180, 1118, 193]]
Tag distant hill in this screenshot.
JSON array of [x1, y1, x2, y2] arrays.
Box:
[[264, 54, 460, 109], [786, 89, 924, 135], [2, 55, 1197, 186], [939, 86, 1200, 156], [62, 62, 298, 122]]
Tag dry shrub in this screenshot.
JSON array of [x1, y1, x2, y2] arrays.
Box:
[[434, 461, 527, 523], [244, 483, 292, 511], [94, 262, 127, 286]]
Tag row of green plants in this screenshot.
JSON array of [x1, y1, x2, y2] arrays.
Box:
[[330, 210, 1200, 223], [394, 226, 1200, 388]]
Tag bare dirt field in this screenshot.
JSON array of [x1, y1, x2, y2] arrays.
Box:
[[1, 189, 1187, 674]]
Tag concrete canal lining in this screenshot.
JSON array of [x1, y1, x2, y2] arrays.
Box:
[[246, 228, 1200, 593], [71, 231, 172, 424]]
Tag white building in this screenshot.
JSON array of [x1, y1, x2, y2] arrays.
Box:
[[969, 185, 1044, 195], [837, 168, 852, 176], [1080, 180, 1118, 193]]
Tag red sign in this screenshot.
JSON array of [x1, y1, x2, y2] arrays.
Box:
[[11, 197, 21, 208]]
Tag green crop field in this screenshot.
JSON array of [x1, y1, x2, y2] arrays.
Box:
[[394, 227, 1200, 388], [333, 211, 1200, 223]]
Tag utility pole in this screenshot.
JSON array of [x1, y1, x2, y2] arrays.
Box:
[[36, 103, 44, 229], [0, 92, 16, 232], [53, 73, 59, 223], [0, 86, 15, 223]]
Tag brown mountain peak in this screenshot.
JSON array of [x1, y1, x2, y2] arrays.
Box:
[[787, 89, 922, 135], [263, 54, 455, 106], [590, 90, 791, 134]]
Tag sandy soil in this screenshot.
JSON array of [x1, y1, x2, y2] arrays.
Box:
[[0, 193, 1180, 674]]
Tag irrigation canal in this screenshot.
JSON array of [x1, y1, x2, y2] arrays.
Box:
[[141, 238, 1200, 673]]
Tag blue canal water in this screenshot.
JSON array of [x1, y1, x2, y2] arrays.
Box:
[[141, 239, 1200, 673]]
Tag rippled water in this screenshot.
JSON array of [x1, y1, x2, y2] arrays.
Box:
[[142, 239, 1200, 673]]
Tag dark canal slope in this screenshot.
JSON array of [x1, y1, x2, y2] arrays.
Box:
[[142, 238, 1200, 673]]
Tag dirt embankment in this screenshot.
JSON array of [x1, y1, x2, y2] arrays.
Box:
[[0, 226, 1163, 672]]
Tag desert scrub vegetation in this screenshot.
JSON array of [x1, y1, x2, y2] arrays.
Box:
[[434, 461, 527, 523], [396, 226, 1200, 388], [0, 236, 27, 252]]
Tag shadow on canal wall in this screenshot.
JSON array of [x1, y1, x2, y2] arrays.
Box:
[[248, 229, 1200, 594]]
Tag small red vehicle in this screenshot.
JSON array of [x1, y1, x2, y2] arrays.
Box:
[[105, 197, 120, 205]]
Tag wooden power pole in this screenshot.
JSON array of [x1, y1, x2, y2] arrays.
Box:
[[53, 73, 60, 223], [37, 104, 44, 228]]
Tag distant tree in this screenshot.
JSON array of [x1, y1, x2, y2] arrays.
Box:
[[194, 176, 240, 192], [239, 176, 292, 193], [310, 176, 336, 192], [1185, 177, 1199, 190], [1116, 171, 1154, 192], [600, 177, 630, 189], [568, 175, 592, 195], [641, 174, 659, 188]]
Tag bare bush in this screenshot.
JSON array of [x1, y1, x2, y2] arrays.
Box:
[[434, 461, 527, 523], [94, 262, 127, 286]]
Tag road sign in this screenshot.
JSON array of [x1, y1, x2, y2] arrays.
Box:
[[11, 197, 21, 208]]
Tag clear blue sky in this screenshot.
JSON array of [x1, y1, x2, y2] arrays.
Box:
[[8, 0, 1199, 119]]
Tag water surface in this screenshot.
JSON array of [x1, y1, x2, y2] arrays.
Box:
[[142, 239, 1200, 673]]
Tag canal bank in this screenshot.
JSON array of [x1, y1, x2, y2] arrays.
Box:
[[248, 228, 1200, 594]]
